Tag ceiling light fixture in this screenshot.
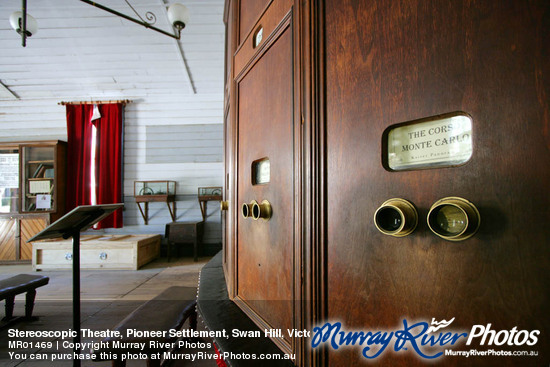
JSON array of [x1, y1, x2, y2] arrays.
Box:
[[9, 0, 189, 47], [79, 0, 189, 40], [9, 0, 37, 47]]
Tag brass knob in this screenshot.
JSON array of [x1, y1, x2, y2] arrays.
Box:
[[241, 200, 257, 219], [374, 198, 418, 237], [252, 200, 272, 221], [427, 197, 480, 241], [220, 201, 229, 211]]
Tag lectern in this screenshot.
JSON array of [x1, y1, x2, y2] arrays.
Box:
[[28, 204, 124, 367]]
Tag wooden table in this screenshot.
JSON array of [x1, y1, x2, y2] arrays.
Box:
[[165, 221, 204, 262]]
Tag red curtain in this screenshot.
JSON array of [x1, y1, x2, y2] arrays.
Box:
[[66, 103, 123, 229], [93, 104, 123, 228], [66, 104, 95, 212]]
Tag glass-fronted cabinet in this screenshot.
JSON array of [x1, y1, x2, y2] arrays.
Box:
[[0, 140, 66, 263], [21, 145, 56, 212], [19, 141, 66, 218]]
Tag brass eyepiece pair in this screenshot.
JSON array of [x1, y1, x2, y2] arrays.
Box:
[[374, 197, 480, 241], [241, 200, 272, 220]]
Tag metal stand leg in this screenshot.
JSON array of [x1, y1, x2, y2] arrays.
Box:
[[73, 231, 81, 367]]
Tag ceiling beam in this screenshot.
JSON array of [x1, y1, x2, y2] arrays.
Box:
[[160, 0, 197, 94], [0, 81, 19, 100]]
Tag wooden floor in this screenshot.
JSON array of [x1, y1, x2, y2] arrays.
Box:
[[0, 256, 217, 367]]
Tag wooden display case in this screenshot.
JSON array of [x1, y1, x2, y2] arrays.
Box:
[[134, 180, 176, 224], [198, 186, 222, 221]]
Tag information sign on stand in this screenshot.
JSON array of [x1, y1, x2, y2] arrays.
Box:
[[27, 204, 124, 367]]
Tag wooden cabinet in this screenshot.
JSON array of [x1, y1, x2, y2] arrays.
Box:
[[323, 1, 549, 365], [165, 221, 204, 262], [0, 140, 66, 263], [19, 141, 67, 220], [0, 214, 48, 262]]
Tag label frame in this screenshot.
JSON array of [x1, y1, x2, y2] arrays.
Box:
[[382, 112, 474, 172]]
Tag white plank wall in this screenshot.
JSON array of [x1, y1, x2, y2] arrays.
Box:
[[0, 0, 225, 247], [0, 94, 224, 244]]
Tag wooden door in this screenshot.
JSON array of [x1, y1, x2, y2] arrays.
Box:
[[0, 218, 17, 260], [323, 0, 549, 366], [233, 0, 297, 355], [20, 216, 47, 260]]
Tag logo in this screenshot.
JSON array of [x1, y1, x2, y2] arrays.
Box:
[[311, 318, 540, 361], [427, 318, 455, 333]]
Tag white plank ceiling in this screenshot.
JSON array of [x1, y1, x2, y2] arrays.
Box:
[[0, 0, 224, 100]]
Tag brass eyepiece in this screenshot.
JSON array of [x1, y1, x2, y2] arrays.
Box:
[[241, 200, 257, 219], [252, 200, 272, 221], [374, 198, 418, 237], [427, 197, 480, 241]]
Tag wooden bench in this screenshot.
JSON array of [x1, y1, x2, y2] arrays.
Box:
[[92, 286, 197, 367], [0, 274, 49, 321]]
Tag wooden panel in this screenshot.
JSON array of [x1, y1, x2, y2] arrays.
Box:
[[223, 0, 237, 294], [0, 218, 16, 260], [236, 25, 294, 350], [238, 0, 270, 44], [325, 0, 549, 365], [234, 0, 293, 76], [20, 216, 48, 260]]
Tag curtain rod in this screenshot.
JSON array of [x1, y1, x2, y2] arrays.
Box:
[[58, 99, 132, 106]]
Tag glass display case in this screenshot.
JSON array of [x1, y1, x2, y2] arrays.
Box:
[[198, 186, 222, 220], [134, 181, 176, 224], [134, 181, 176, 197], [198, 186, 222, 200]]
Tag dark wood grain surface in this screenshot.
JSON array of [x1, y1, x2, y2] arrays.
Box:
[[325, 0, 549, 365], [238, 0, 271, 44], [236, 23, 295, 351]]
